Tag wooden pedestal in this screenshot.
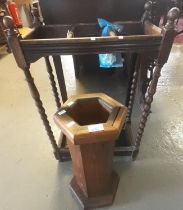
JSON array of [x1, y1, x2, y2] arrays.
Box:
[[70, 171, 119, 209], [68, 141, 119, 209], [54, 93, 127, 209]]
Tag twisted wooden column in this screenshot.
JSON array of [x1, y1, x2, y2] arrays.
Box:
[[151, 0, 160, 25], [52, 56, 68, 148], [3, 16, 62, 160], [126, 69, 138, 123], [45, 56, 68, 151], [53, 55, 68, 103], [133, 7, 180, 159], [142, 59, 156, 100], [45, 56, 61, 109], [134, 61, 162, 150], [141, 1, 153, 23], [23, 66, 61, 160]]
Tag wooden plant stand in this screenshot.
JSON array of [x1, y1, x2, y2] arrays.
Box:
[[54, 93, 127, 209]]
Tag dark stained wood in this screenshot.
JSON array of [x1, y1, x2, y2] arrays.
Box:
[[45, 56, 61, 109], [133, 7, 180, 159], [3, 16, 62, 161], [114, 121, 134, 154], [51, 56, 68, 154], [21, 34, 162, 63], [52, 55, 68, 103], [162, 0, 183, 25], [23, 66, 62, 160], [3, 1, 180, 161], [39, 0, 146, 25], [3, 16, 27, 69], [125, 67, 139, 123], [135, 53, 157, 109], [141, 0, 153, 23], [124, 53, 138, 107], [38, 0, 179, 26]]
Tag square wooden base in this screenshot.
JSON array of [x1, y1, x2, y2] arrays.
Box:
[[69, 170, 120, 210]]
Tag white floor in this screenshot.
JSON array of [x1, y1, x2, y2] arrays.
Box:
[[0, 45, 183, 210]]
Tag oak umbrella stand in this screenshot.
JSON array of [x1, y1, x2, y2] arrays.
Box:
[[3, 1, 180, 161]]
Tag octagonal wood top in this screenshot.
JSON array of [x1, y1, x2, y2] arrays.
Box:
[[54, 93, 127, 145]]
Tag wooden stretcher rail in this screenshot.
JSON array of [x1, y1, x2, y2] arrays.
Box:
[[21, 34, 162, 43], [21, 36, 162, 63]]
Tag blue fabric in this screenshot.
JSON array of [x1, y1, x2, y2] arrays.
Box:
[[98, 18, 123, 36], [97, 18, 124, 69]]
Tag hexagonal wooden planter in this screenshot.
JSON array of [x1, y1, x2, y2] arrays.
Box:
[[54, 93, 127, 209]]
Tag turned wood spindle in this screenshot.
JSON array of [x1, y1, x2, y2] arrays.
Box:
[[141, 1, 153, 23], [133, 7, 180, 160], [3, 16, 61, 160], [45, 56, 61, 109], [52, 55, 68, 103], [142, 60, 155, 97], [151, 0, 159, 24], [126, 69, 138, 123], [45, 56, 68, 155], [23, 67, 61, 160]]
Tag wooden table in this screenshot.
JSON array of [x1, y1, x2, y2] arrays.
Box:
[[3, 1, 180, 161]]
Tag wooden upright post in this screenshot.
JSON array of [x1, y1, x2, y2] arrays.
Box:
[[133, 7, 180, 159], [3, 16, 62, 160]]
